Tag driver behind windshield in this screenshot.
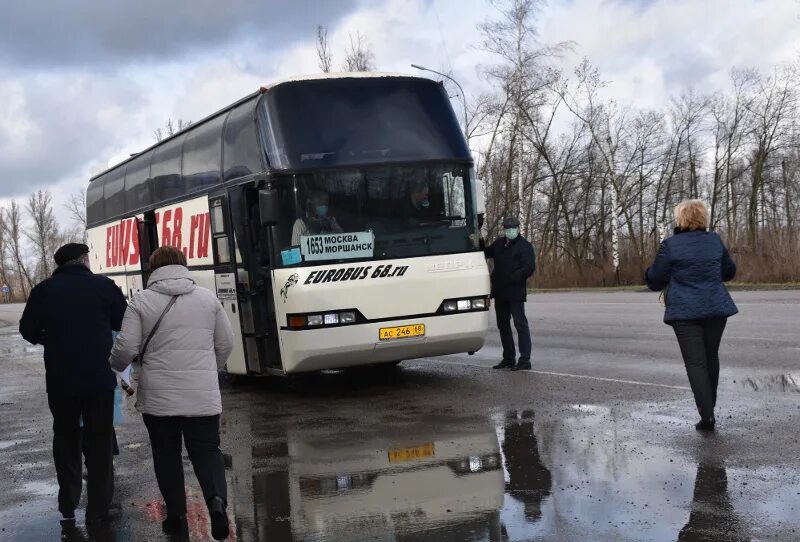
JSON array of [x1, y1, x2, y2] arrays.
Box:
[[404, 180, 437, 223], [291, 190, 343, 245]]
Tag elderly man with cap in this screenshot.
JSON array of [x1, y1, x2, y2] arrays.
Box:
[[484, 217, 537, 371], [19, 242, 127, 530]]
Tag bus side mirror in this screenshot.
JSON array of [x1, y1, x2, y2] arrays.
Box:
[[259, 188, 280, 226], [475, 179, 486, 216]]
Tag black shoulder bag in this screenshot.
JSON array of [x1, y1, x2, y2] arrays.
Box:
[[135, 295, 179, 363]]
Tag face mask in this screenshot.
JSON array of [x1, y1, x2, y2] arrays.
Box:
[[315, 205, 328, 218], [420, 199, 430, 209], [504, 228, 519, 240]]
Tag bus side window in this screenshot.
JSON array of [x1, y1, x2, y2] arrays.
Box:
[[151, 134, 186, 201], [183, 115, 224, 192]]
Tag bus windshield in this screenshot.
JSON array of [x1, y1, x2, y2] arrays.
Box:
[[276, 163, 478, 266], [259, 77, 471, 170]]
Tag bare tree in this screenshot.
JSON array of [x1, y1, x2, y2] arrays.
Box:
[[709, 69, 757, 235], [26, 190, 59, 282], [316, 25, 334, 73], [342, 32, 376, 72], [5, 201, 33, 298], [153, 118, 192, 142], [471, 3, 800, 287], [0, 208, 10, 294], [65, 188, 87, 242], [560, 59, 631, 283], [745, 66, 797, 248], [476, 0, 570, 240]]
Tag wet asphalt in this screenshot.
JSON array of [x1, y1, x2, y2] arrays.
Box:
[[0, 290, 799, 542]]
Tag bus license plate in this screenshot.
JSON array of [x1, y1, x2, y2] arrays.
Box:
[[388, 443, 435, 463], [379, 324, 425, 341]]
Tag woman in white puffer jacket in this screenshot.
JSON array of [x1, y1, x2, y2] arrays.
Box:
[[109, 246, 234, 540]]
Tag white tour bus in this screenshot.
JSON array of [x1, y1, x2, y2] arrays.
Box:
[[86, 73, 490, 375]]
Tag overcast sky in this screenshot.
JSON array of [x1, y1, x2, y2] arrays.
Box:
[[1, 0, 798, 226]]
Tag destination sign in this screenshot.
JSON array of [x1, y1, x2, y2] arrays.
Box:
[[300, 231, 374, 261]]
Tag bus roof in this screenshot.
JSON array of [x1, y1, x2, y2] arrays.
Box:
[[88, 72, 432, 183], [265, 71, 428, 88]]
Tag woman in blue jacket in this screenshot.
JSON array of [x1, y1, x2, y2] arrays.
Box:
[[646, 200, 738, 431]]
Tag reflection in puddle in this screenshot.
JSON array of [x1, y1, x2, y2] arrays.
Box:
[[237, 417, 505, 541], [740, 373, 800, 393], [678, 462, 748, 541], [221, 403, 796, 541], [501, 410, 551, 532]]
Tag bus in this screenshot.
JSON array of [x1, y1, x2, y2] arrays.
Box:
[[85, 73, 490, 375]]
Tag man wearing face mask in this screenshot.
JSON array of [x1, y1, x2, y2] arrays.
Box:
[[484, 217, 536, 371], [291, 191, 343, 245], [404, 181, 435, 223]]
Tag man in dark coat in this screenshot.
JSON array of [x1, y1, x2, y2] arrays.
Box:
[[402, 181, 438, 224], [19, 243, 127, 528], [484, 216, 536, 370]]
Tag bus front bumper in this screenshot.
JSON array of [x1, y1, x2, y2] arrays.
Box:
[[279, 311, 489, 373]]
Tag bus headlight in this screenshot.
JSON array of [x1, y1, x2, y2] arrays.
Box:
[[287, 309, 363, 329], [440, 296, 490, 313], [469, 456, 483, 472], [471, 298, 488, 309], [323, 313, 339, 325], [307, 315, 323, 326]]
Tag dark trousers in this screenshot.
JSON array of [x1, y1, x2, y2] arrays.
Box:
[[672, 318, 727, 420], [83, 427, 119, 460], [47, 391, 114, 520], [495, 299, 532, 362], [142, 414, 227, 518]]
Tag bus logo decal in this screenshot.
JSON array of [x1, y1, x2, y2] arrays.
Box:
[[281, 273, 299, 302], [425, 259, 475, 273]]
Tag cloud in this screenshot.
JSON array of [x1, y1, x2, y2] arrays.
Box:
[[0, 0, 362, 70], [2, 0, 798, 228], [0, 69, 151, 198], [539, 0, 800, 107]]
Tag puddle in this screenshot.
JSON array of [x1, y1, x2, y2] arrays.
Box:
[[0, 345, 42, 356], [22, 480, 60, 497], [0, 439, 29, 450], [8, 460, 51, 472], [218, 405, 795, 541], [739, 373, 800, 393]]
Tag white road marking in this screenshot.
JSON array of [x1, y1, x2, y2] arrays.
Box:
[[530, 302, 798, 307], [421, 358, 692, 391]]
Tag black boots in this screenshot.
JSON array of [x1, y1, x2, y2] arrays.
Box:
[[494, 359, 532, 370], [162, 515, 189, 536], [209, 496, 230, 541], [695, 418, 716, 431], [163, 498, 228, 540]]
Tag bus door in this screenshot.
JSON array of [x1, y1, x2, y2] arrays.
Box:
[[237, 183, 282, 373], [208, 194, 248, 375], [134, 210, 159, 292]]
